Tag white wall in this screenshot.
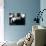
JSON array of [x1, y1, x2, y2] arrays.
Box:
[[0, 0, 4, 42]]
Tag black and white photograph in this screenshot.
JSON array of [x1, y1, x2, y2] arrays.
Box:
[[9, 13, 25, 25]]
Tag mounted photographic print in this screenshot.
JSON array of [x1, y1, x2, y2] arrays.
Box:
[[9, 13, 25, 25]]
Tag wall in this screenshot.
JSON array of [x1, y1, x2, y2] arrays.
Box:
[[4, 0, 40, 42], [40, 0, 46, 26], [0, 0, 4, 42]]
